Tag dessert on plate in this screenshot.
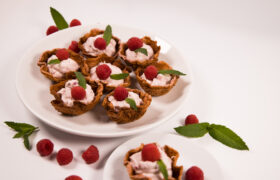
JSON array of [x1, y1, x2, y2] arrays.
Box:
[[37, 48, 85, 82], [135, 61, 179, 96], [50, 73, 103, 115], [102, 86, 152, 124], [124, 143, 183, 180], [119, 36, 160, 69]]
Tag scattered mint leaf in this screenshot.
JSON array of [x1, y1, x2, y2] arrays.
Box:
[[110, 73, 129, 80], [158, 69, 186, 76], [103, 25, 112, 45], [174, 123, 210, 137], [135, 48, 148, 56], [208, 124, 249, 150], [13, 132, 25, 139], [125, 98, 137, 110], [50, 7, 69, 30], [74, 72, 86, 89], [157, 160, 168, 180], [23, 135, 31, 150], [48, 59, 60, 65]]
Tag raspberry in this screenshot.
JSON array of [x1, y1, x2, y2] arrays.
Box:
[[36, 139, 54, 156], [46, 25, 58, 35], [56, 148, 73, 166], [185, 166, 204, 180], [82, 145, 99, 164], [141, 143, 161, 162], [65, 175, 82, 180], [127, 37, 143, 51], [71, 86, 86, 100], [94, 37, 107, 50], [56, 49, 69, 60], [68, 41, 80, 53], [96, 64, 111, 80], [185, 114, 199, 125], [114, 86, 128, 101], [70, 19, 82, 27], [144, 65, 158, 80]]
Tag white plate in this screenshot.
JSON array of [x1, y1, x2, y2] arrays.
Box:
[[16, 24, 192, 137], [103, 133, 223, 180]]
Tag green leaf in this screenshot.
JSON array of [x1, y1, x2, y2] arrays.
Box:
[[157, 160, 168, 180], [208, 124, 249, 150], [135, 48, 148, 56], [103, 25, 112, 45], [5, 121, 37, 133], [13, 132, 25, 138], [110, 73, 129, 80], [158, 69, 186, 76], [50, 7, 68, 30], [23, 135, 31, 150], [174, 123, 210, 138], [125, 98, 137, 110], [74, 72, 86, 89], [48, 59, 60, 65]]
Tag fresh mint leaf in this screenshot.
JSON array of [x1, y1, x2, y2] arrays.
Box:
[[174, 123, 210, 137], [50, 7, 69, 30], [208, 124, 249, 150], [135, 48, 148, 56], [48, 59, 60, 65], [157, 160, 168, 180], [125, 98, 137, 110], [110, 73, 129, 80], [74, 72, 86, 89], [13, 132, 25, 139], [23, 135, 31, 150], [103, 25, 112, 45], [158, 69, 186, 76]]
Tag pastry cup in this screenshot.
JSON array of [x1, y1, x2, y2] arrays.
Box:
[[37, 48, 86, 82], [119, 36, 161, 69], [124, 143, 183, 180], [50, 80, 103, 115], [82, 54, 131, 92], [135, 61, 179, 96], [78, 28, 120, 59], [102, 88, 152, 124]]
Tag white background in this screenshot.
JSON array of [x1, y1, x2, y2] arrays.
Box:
[[0, 0, 279, 179]]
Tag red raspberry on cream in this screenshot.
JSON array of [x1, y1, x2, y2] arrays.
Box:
[[82, 145, 99, 164], [114, 86, 128, 101], [56, 49, 69, 60], [46, 26, 58, 35], [36, 139, 54, 156], [94, 37, 107, 50], [96, 64, 112, 80], [127, 37, 143, 51], [141, 143, 161, 162], [56, 148, 73, 166], [144, 65, 158, 80], [70, 19, 81, 27], [71, 86, 86, 100], [185, 166, 204, 180], [68, 41, 80, 53]]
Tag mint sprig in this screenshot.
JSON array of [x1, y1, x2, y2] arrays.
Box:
[[103, 25, 112, 45], [125, 98, 137, 110], [135, 48, 148, 56], [74, 72, 86, 89], [50, 7, 68, 30], [174, 123, 249, 150], [157, 160, 168, 180], [48, 59, 61, 64], [5, 121, 39, 150], [110, 73, 129, 80], [158, 69, 186, 76]]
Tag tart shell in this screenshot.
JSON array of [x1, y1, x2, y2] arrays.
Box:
[[124, 143, 183, 180], [135, 61, 179, 96], [102, 88, 152, 124]]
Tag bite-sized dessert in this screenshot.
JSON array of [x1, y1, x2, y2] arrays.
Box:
[[37, 48, 85, 82], [135, 61, 184, 96], [102, 86, 152, 124], [119, 36, 160, 69], [124, 143, 183, 180], [50, 73, 103, 115], [82, 54, 131, 92], [78, 25, 120, 60]]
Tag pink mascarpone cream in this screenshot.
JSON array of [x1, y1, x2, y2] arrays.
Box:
[[141, 74, 171, 86], [83, 34, 116, 57], [108, 92, 142, 108], [58, 79, 95, 107], [129, 144, 172, 180], [47, 55, 79, 78], [125, 44, 154, 62]]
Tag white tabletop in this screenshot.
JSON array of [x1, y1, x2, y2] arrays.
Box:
[[0, 0, 279, 179]]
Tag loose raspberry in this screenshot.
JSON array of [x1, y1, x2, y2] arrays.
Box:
[[56, 148, 73, 166], [46, 25, 58, 35], [68, 41, 80, 53], [185, 114, 199, 125], [96, 64, 111, 80], [185, 166, 204, 180], [82, 145, 99, 164], [144, 65, 158, 80], [36, 139, 54, 156], [71, 86, 86, 100], [94, 37, 107, 50], [56, 49, 69, 60], [127, 37, 143, 51], [70, 19, 82, 27], [114, 86, 128, 101], [65, 175, 83, 180], [141, 143, 161, 162]]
